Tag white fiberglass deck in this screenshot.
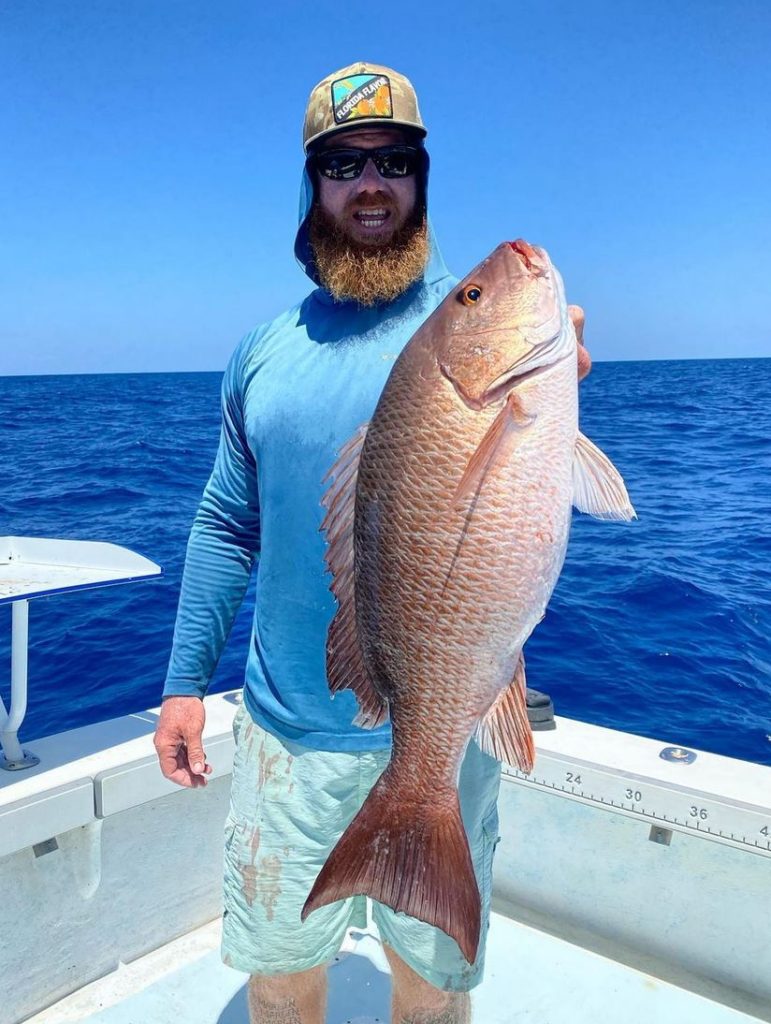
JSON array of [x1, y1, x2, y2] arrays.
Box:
[[28, 911, 765, 1024]]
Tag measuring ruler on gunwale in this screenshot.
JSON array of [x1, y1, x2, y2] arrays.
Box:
[[502, 745, 771, 860]]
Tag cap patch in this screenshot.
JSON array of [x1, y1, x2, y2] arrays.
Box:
[[331, 74, 393, 125]]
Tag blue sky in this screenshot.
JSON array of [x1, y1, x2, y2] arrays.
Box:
[[1, 0, 769, 374]]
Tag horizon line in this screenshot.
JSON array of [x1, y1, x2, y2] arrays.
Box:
[[3, 354, 770, 381]]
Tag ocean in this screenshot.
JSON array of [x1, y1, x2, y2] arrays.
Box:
[[1, 359, 769, 765]]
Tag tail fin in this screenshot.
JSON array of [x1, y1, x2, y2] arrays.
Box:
[[301, 771, 481, 963]]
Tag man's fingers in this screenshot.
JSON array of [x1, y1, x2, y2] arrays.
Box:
[[156, 733, 208, 787], [568, 304, 585, 345], [154, 697, 209, 789], [577, 344, 592, 382], [166, 766, 196, 788], [157, 746, 194, 788], [157, 744, 182, 781], [568, 303, 591, 381]]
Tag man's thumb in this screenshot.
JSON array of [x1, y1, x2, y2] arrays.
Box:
[[185, 734, 206, 775]]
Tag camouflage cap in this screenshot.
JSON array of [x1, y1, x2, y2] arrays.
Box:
[[303, 61, 427, 152]]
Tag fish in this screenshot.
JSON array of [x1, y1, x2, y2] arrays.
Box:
[[301, 239, 636, 963]]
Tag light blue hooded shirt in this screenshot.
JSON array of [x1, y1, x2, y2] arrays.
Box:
[[162, 159, 458, 751]]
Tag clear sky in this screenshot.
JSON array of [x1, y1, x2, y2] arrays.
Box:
[[1, 0, 769, 375]]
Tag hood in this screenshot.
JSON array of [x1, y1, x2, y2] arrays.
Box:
[[293, 150, 450, 297]]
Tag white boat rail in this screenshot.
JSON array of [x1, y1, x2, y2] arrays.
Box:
[[0, 537, 162, 771]]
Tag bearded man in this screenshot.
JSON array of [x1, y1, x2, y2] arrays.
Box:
[[155, 62, 591, 1024]]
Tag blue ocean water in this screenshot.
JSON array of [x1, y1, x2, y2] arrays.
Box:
[[1, 360, 769, 765]]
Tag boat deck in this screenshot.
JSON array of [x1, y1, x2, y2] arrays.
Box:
[[27, 910, 765, 1024], [7, 692, 769, 1023]]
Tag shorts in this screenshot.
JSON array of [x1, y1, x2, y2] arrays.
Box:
[[221, 701, 502, 992]]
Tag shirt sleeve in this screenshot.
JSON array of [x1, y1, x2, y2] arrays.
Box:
[[162, 334, 261, 699]]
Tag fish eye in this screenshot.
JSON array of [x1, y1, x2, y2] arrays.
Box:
[[459, 284, 483, 306]]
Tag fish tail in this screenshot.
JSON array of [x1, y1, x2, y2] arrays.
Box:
[[301, 770, 481, 963]]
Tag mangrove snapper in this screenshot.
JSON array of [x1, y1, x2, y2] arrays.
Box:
[[302, 240, 636, 963]]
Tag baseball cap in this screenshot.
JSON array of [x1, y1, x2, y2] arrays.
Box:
[[303, 61, 427, 152]]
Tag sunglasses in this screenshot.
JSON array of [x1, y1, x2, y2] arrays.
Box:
[[309, 144, 422, 181]]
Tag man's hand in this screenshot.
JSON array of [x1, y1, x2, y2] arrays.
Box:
[[154, 696, 212, 788], [568, 304, 592, 382]]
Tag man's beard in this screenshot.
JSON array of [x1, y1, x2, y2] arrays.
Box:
[[308, 200, 430, 307]]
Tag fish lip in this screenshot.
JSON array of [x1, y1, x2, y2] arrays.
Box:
[[508, 238, 549, 276]]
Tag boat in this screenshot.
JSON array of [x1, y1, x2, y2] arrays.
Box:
[[1, 538, 769, 1023]]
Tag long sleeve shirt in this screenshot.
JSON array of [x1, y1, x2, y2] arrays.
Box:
[[163, 193, 457, 750]]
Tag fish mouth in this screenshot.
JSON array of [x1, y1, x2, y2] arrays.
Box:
[[439, 239, 568, 411], [508, 238, 549, 276], [471, 243, 567, 405]]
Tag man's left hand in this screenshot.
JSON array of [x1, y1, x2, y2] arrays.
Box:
[[569, 304, 592, 382]]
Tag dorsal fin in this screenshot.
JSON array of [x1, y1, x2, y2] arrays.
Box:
[[320, 423, 389, 729]]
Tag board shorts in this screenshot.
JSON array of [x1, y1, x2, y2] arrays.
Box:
[[221, 701, 503, 992]]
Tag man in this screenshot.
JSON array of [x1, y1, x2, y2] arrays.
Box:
[[155, 62, 591, 1024]]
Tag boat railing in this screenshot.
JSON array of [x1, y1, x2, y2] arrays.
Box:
[[0, 536, 162, 771]]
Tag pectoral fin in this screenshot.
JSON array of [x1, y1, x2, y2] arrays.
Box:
[[573, 432, 637, 521], [321, 423, 389, 728], [453, 392, 535, 507], [473, 654, 534, 773]]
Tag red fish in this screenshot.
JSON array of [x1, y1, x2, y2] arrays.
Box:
[[302, 240, 636, 962]]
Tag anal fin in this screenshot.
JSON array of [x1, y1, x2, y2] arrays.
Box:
[[473, 654, 535, 772]]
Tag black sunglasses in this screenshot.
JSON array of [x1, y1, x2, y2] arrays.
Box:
[[309, 144, 422, 181]]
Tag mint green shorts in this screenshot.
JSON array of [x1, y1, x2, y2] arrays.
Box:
[[221, 702, 502, 992]]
